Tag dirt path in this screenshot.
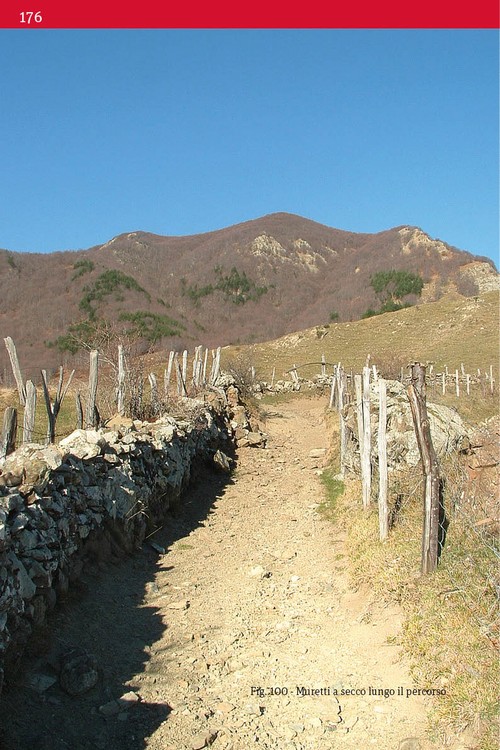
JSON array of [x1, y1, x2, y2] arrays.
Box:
[[1, 396, 440, 750]]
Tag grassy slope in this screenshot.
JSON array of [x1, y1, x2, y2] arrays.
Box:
[[224, 290, 499, 381]]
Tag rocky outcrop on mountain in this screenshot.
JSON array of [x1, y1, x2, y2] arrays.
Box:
[[1, 213, 497, 380], [459, 261, 500, 293]]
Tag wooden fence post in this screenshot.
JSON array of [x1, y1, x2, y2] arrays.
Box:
[[210, 347, 221, 385], [321, 353, 326, 377], [23, 380, 37, 443], [407, 363, 442, 574], [41, 366, 75, 443], [117, 345, 125, 416], [3, 337, 26, 406], [338, 367, 347, 477], [328, 367, 336, 410], [377, 378, 389, 541], [202, 348, 209, 385], [361, 366, 372, 508], [192, 345, 202, 386], [85, 351, 99, 429], [175, 354, 187, 397], [164, 351, 175, 397], [148, 373, 159, 413], [75, 392, 83, 429], [181, 350, 188, 390], [0, 407, 17, 461]]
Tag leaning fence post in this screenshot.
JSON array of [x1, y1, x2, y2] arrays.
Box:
[[23, 380, 37, 443], [0, 407, 18, 461], [407, 363, 442, 574], [3, 337, 26, 406], [377, 378, 389, 541]]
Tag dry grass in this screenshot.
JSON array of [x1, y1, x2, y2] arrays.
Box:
[[319, 419, 499, 749], [222, 290, 499, 421]]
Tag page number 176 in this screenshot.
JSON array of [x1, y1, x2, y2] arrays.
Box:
[[20, 11, 43, 23]]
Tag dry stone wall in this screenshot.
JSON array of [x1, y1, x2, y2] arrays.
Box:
[[0, 389, 252, 695]]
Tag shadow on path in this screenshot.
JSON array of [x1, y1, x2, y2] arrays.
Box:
[[0, 463, 233, 750]]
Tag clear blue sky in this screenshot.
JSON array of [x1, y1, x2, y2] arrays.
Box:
[[1, 29, 498, 264]]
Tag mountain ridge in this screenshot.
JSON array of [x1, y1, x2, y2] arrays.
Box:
[[0, 212, 498, 381]]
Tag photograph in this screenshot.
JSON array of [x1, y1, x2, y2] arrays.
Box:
[[0, 14, 498, 750]]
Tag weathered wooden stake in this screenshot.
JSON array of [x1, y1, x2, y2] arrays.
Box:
[[328, 370, 336, 410], [75, 392, 83, 429], [0, 407, 17, 461], [117, 345, 125, 416], [23, 380, 37, 443], [181, 350, 188, 390], [210, 347, 221, 385], [174, 354, 187, 397], [3, 337, 26, 405], [164, 351, 175, 397], [85, 351, 99, 429], [338, 367, 347, 477], [361, 366, 372, 508], [354, 373, 364, 461], [407, 363, 441, 574], [202, 348, 209, 384], [321, 353, 326, 377], [455, 369, 460, 398], [377, 378, 389, 541], [148, 373, 159, 413], [41, 367, 75, 443]]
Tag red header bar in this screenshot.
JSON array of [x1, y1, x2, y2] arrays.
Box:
[[2, 0, 499, 28]]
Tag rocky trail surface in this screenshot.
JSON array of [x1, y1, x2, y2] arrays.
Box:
[[1, 397, 442, 750]]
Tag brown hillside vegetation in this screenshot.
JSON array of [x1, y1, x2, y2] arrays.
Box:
[[0, 213, 498, 382]]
